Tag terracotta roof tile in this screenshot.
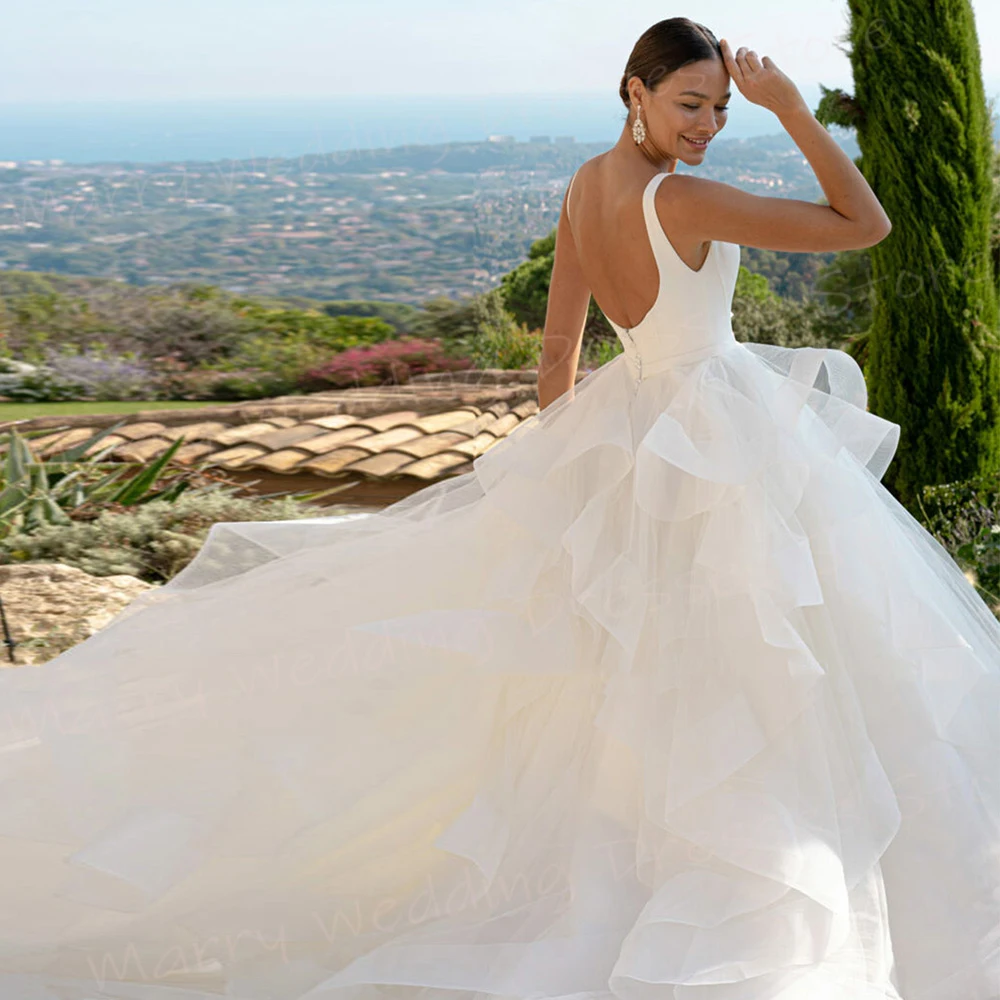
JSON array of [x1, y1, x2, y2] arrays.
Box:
[[352, 410, 423, 433], [210, 444, 269, 468], [81, 434, 129, 456], [453, 411, 502, 436], [251, 424, 330, 450], [296, 426, 374, 454], [339, 451, 417, 477], [211, 421, 290, 446], [449, 431, 505, 458], [350, 425, 423, 452], [116, 421, 171, 440], [160, 421, 229, 443], [511, 399, 538, 419], [400, 452, 475, 479], [301, 447, 375, 477], [410, 409, 483, 434], [390, 430, 471, 459], [114, 438, 175, 462], [305, 414, 359, 431], [488, 413, 520, 437], [174, 442, 223, 464], [5, 373, 560, 496], [30, 427, 97, 453], [253, 449, 315, 473]]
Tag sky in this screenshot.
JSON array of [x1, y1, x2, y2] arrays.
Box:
[[1, 0, 998, 105]]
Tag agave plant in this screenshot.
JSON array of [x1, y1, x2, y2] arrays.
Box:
[[0, 421, 360, 540], [0, 421, 193, 538]]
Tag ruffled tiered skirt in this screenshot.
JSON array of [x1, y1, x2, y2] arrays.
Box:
[[1, 338, 998, 1000]]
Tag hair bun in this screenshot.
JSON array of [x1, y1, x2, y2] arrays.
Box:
[[618, 17, 720, 110]]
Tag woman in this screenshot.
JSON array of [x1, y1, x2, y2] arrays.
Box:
[[1, 18, 997, 1000]]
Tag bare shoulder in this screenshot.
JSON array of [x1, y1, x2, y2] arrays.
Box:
[[571, 154, 605, 187], [565, 155, 605, 228]]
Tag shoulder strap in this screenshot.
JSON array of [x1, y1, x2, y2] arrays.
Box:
[[565, 168, 578, 226]]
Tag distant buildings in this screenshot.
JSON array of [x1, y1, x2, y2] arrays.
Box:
[[488, 135, 574, 144]]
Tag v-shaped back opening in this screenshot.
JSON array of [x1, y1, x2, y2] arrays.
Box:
[[608, 172, 668, 332], [568, 167, 716, 334]]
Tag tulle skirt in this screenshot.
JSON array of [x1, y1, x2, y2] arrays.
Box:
[[1, 339, 998, 1000]]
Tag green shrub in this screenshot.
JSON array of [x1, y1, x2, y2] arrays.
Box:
[[204, 368, 291, 400], [0, 366, 87, 402], [228, 303, 395, 352], [579, 337, 625, 372], [152, 367, 290, 402], [462, 289, 541, 370], [916, 470, 1000, 615], [0, 277, 401, 372], [0, 490, 333, 582], [731, 269, 843, 349], [468, 318, 542, 370], [202, 333, 335, 397], [146, 365, 257, 401], [405, 294, 482, 346]]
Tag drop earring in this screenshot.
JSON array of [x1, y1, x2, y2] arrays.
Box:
[[631, 104, 646, 145]]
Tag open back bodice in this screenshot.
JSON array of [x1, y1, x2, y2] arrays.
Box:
[[566, 168, 741, 379]]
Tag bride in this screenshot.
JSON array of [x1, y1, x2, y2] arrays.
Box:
[[1, 17, 998, 1000]]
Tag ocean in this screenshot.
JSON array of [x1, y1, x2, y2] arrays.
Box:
[[0, 93, 816, 166]]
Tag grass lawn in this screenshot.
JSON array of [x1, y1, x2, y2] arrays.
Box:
[[0, 400, 230, 421]]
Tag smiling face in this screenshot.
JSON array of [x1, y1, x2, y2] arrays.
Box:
[[627, 56, 731, 164]]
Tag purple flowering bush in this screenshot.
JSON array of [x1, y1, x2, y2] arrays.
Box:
[[1, 347, 155, 402]]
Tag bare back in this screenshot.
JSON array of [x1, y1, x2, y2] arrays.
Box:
[[565, 154, 713, 332]]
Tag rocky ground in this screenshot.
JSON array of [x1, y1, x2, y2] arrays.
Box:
[[0, 562, 158, 667]]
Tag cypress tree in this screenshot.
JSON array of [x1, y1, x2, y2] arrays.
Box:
[[817, 1, 1000, 507]]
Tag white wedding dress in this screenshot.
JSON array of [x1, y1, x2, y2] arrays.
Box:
[[1, 170, 998, 1000]]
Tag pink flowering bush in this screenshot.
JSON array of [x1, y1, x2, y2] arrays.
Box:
[[298, 337, 473, 390]]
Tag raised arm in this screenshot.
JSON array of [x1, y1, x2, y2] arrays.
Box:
[[666, 40, 892, 253]]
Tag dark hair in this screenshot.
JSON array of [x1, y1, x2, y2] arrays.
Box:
[[619, 18, 722, 112]]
